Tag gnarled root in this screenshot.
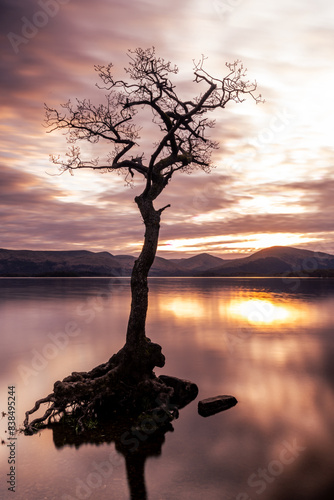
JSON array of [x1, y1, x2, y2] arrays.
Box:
[[23, 339, 195, 435]]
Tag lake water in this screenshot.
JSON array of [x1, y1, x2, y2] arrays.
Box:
[[1, 277, 334, 499]]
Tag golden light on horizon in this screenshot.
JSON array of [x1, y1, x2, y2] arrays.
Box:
[[246, 233, 319, 250], [157, 232, 319, 255]]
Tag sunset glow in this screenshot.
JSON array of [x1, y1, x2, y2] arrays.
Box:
[[1, 0, 333, 257], [158, 232, 319, 255]]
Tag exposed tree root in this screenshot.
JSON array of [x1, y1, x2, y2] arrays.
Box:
[[23, 338, 198, 435]]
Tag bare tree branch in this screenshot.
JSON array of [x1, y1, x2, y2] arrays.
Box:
[[46, 47, 262, 198], [24, 49, 261, 433]]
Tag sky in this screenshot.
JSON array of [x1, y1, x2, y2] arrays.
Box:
[[0, 0, 333, 258]]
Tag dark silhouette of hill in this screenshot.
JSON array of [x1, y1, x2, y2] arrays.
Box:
[[201, 246, 334, 277], [0, 246, 334, 277], [0, 249, 122, 277], [170, 253, 225, 273], [0, 248, 186, 277]]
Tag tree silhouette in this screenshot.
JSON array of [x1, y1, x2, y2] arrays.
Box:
[[24, 48, 261, 433]]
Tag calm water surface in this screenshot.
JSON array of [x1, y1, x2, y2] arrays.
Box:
[[1, 277, 334, 499]]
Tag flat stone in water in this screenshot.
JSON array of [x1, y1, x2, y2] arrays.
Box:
[[198, 395, 238, 417]]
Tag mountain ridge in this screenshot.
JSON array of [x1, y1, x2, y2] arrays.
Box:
[[201, 245, 334, 277], [0, 246, 334, 277]]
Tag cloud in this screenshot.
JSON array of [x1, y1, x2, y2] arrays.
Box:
[[282, 178, 334, 211], [0, 163, 143, 252], [0, 0, 333, 256]]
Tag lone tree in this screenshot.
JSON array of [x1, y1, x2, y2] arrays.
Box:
[[24, 48, 261, 433]]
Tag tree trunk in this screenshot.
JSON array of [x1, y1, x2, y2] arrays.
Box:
[[126, 193, 161, 347], [24, 182, 195, 434]]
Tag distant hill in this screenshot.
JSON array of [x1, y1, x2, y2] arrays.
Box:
[[0, 248, 186, 277], [201, 246, 334, 277], [170, 253, 225, 273], [0, 249, 123, 277], [0, 246, 334, 277]]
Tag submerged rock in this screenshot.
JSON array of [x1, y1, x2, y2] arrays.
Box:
[[198, 395, 238, 417]]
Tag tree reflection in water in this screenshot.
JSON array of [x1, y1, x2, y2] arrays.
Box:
[[49, 382, 197, 500]]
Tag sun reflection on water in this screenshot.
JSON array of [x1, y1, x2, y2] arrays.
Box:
[[160, 297, 207, 319], [160, 292, 309, 328], [2, 279, 334, 500], [227, 298, 298, 325]]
